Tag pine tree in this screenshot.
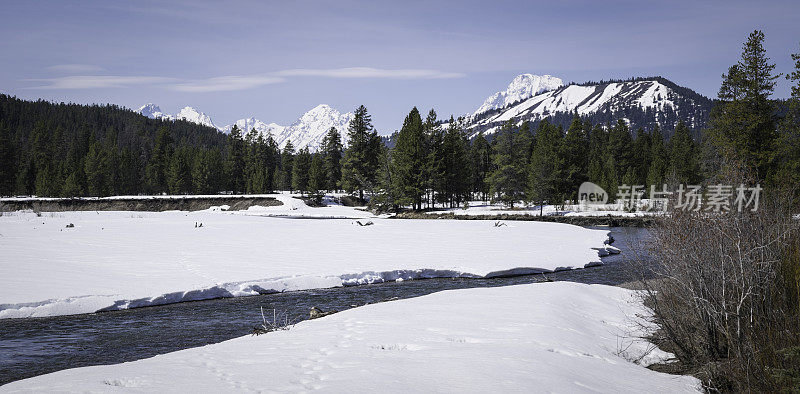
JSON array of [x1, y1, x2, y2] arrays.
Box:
[[669, 121, 701, 184], [469, 132, 491, 202], [225, 125, 246, 193], [292, 147, 312, 195], [392, 107, 426, 210], [341, 105, 381, 201], [147, 127, 173, 194], [423, 109, 443, 207], [709, 30, 780, 180], [84, 142, 107, 196], [772, 44, 800, 197], [487, 120, 530, 208], [632, 127, 652, 185], [320, 127, 343, 191], [528, 120, 562, 210], [559, 115, 590, 202], [440, 117, 471, 207], [646, 130, 669, 190], [0, 126, 15, 196], [308, 153, 326, 199], [279, 141, 295, 191]]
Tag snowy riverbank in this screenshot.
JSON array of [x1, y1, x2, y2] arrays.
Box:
[[0, 197, 617, 318], [0, 282, 699, 393]]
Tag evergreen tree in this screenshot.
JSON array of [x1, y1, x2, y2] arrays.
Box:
[[559, 115, 590, 201], [487, 120, 531, 208], [320, 127, 343, 191], [528, 120, 563, 210], [279, 141, 295, 191], [632, 127, 652, 185], [669, 121, 701, 184], [84, 142, 108, 196], [308, 153, 326, 199], [709, 30, 780, 180], [646, 130, 669, 190], [292, 147, 312, 195], [440, 117, 471, 207], [341, 105, 381, 200], [0, 126, 15, 196], [392, 107, 426, 210], [225, 125, 246, 193], [423, 109, 444, 207], [772, 44, 800, 198], [469, 132, 491, 202], [147, 127, 173, 194], [168, 147, 192, 194]]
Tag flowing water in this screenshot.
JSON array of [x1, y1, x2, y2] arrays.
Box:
[[0, 226, 649, 385]]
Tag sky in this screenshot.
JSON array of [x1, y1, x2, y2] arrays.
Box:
[[1, 0, 800, 133]]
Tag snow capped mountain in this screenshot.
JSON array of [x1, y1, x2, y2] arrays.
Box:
[[273, 104, 354, 151], [137, 103, 353, 151], [473, 74, 563, 117], [176, 106, 218, 130], [137, 104, 218, 129], [220, 117, 285, 138], [467, 77, 712, 137], [138, 103, 174, 121]]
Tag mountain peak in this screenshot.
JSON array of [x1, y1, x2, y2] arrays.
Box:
[[137, 103, 173, 121], [473, 74, 563, 116], [176, 106, 217, 129]]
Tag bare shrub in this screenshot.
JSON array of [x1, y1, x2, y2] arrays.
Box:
[[632, 179, 800, 391], [251, 307, 298, 336]]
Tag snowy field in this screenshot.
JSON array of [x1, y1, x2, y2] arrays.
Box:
[[0, 282, 699, 393], [0, 196, 617, 318]]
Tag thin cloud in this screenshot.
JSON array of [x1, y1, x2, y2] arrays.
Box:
[[168, 75, 285, 92], [47, 64, 106, 73], [27, 75, 176, 90], [275, 67, 466, 79]]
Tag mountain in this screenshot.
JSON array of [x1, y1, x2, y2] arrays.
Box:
[[472, 74, 563, 116], [138, 103, 174, 121], [139, 103, 353, 152], [467, 76, 713, 137], [272, 104, 354, 151], [220, 117, 285, 139], [138, 104, 218, 130]]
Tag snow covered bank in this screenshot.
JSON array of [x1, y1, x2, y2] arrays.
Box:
[[0, 206, 614, 318], [427, 201, 661, 218], [0, 282, 699, 392]]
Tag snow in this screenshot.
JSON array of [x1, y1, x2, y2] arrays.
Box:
[[427, 201, 662, 218], [473, 74, 563, 117], [219, 117, 285, 138], [470, 80, 684, 137], [0, 196, 616, 318], [0, 282, 700, 393], [175, 106, 218, 129], [137, 103, 173, 121]]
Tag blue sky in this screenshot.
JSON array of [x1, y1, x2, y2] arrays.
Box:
[[1, 0, 799, 133]]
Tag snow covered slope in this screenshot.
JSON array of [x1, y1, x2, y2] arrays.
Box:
[[2, 282, 700, 393], [272, 104, 354, 151], [137, 104, 218, 129], [473, 74, 563, 116], [219, 117, 285, 138], [467, 77, 712, 137], [175, 106, 218, 129], [0, 203, 616, 318], [137, 103, 173, 121]]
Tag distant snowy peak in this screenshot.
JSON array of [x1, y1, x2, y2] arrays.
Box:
[[176, 106, 218, 130], [137, 104, 217, 129], [274, 104, 354, 151], [473, 74, 563, 116], [138, 103, 173, 121], [467, 78, 713, 137], [221, 117, 285, 137]]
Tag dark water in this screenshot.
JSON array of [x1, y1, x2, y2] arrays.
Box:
[[0, 226, 649, 385]]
